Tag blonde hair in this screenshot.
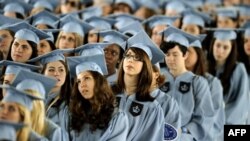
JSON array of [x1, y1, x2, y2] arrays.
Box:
[[55, 31, 84, 49], [25, 90, 46, 136], [16, 103, 31, 141]]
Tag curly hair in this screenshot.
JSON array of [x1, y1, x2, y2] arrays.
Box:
[[69, 71, 115, 132]]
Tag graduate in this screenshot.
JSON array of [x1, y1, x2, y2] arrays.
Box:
[[37, 29, 58, 56], [4, 22, 49, 64], [186, 39, 225, 141], [0, 85, 48, 141], [207, 29, 249, 124], [215, 7, 239, 28], [54, 15, 93, 54], [159, 26, 215, 141], [27, 49, 73, 134], [112, 30, 165, 141], [11, 69, 68, 141], [67, 54, 129, 141]]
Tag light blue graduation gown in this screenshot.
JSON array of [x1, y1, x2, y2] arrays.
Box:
[[150, 88, 181, 140], [45, 118, 69, 141], [160, 69, 215, 141], [106, 70, 118, 86], [46, 100, 70, 140], [216, 63, 249, 124], [70, 108, 129, 141], [116, 93, 165, 141], [204, 73, 225, 141], [29, 130, 48, 141]]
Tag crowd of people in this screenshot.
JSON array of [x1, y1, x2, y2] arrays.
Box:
[[0, 0, 250, 141]]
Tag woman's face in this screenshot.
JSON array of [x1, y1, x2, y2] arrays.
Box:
[[213, 39, 232, 64], [60, 0, 80, 14], [217, 16, 237, 28], [181, 24, 200, 35], [104, 44, 121, 72], [185, 47, 198, 71], [2, 74, 15, 97], [151, 25, 167, 47], [87, 30, 98, 43], [0, 30, 14, 59], [38, 40, 52, 56], [244, 37, 250, 56], [123, 49, 143, 76], [77, 71, 95, 100], [58, 32, 76, 49], [0, 102, 21, 123], [44, 61, 67, 88], [11, 39, 33, 63]]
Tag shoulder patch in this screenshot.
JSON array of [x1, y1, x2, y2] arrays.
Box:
[[129, 101, 143, 117], [164, 123, 178, 140], [160, 82, 170, 93], [179, 81, 191, 94]]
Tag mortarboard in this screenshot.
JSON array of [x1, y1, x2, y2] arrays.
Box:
[[67, 54, 108, 76], [142, 15, 178, 29], [127, 30, 165, 64], [118, 21, 144, 37], [85, 16, 116, 31], [213, 29, 237, 40], [2, 0, 33, 18], [74, 43, 110, 56]]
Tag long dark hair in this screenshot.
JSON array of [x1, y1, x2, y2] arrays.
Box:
[[70, 71, 115, 132], [42, 60, 71, 107], [191, 47, 208, 76], [112, 47, 155, 102], [238, 34, 250, 74], [208, 38, 238, 95]]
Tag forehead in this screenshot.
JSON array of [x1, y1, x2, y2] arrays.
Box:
[[167, 45, 182, 53], [13, 38, 29, 44], [77, 71, 92, 78], [46, 61, 65, 67], [105, 44, 120, 50], [60, 31, 75, 38]]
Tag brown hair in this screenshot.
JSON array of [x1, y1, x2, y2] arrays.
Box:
[[208, 38, 238, 95], [112, 47, 155, 102], [152, 65, 165, 87], [190, 47, 208, 76], [69, 71, 115, 132]]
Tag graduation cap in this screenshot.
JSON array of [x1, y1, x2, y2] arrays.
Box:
[[12, 69, 57, 99], [115, 0, 137, 12], [78, 6, 102, 20], [142, 15, 178, 29], [0, 60, 41, 75], [99, 30, 129, 50], [159, 26, 200, 47], [164, 0, 187, 14], [3, 21, 50, 44], [127, 30, 165, 64], [67, 54, 108, 77], [28, 49, 74, 65], [41, 29, 60, 43], [245, 28, 250, 37], [26, 10, 59, 29], [56, 15, 93, 37], [30, 0, 54, 11], [204, 0, 222, 5], [1, 85, 43, 110], [74, 43, 110, 56], [0, 120, 25, 141], [215, 7, 238, 19], [213, 29, 237, 40], [85, 16, 116, 31], [2, 0, 33, 18], [182, 0, 203, 9], [182, 9, 212, 27], [118, 21, 144, 37], [133, 0, 160, 12], [238, 5, 250, 16], [107, 13, 142, 29], [0, 14, 22, 26]]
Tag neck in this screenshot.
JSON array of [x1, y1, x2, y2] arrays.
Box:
[[169, 67, 188, 78], [50, 86, 61, 95], [107, 67, 116, 77], [216, 61, 225, 69], [124, 74, 138, 95]]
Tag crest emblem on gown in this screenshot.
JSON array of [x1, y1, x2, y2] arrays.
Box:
[[179, 81, 191, 94], [164, 123, 178, 140], [160, 82, 170, 93], [129, 102, 143, 116]]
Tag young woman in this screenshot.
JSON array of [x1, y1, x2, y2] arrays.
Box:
[[67, 54, 129, 140], [55, 15, 92, 54], [28, 49, 72, 133], [185, 40, 225, 141], [11, 69, 67, 141], [5, 22, 49, 64], [159, 27, 215, 141], [0, 85, 47, 141], [112, 31, 165, 140], [207, 29, 249, 124], [37, 30, 56, 56], [216, 8, 238, 28]]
